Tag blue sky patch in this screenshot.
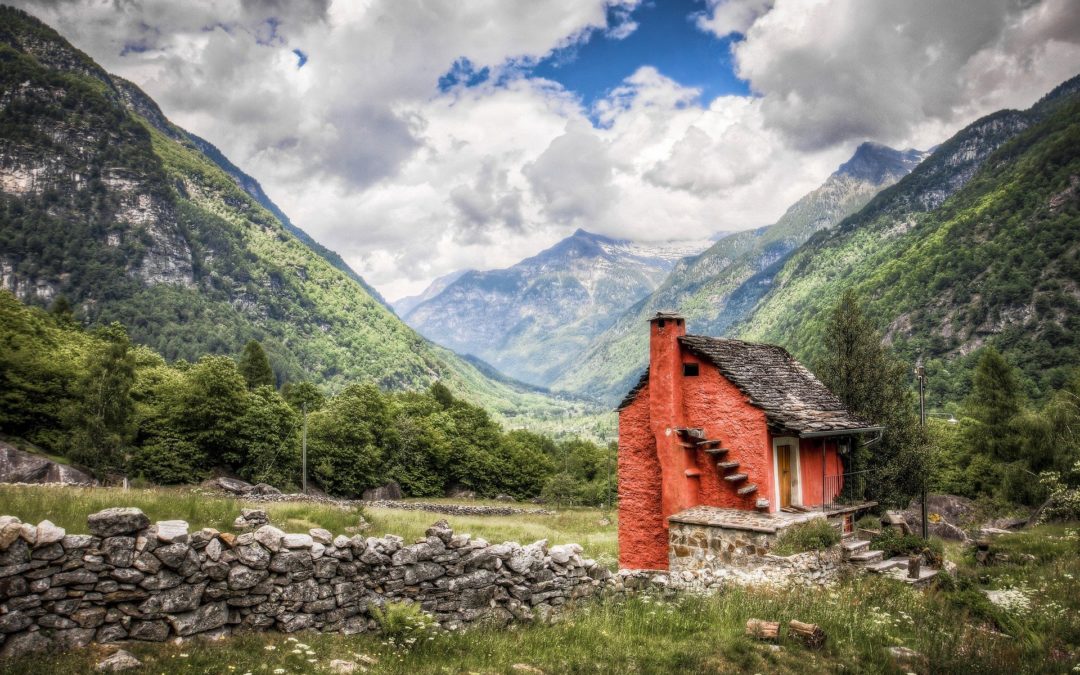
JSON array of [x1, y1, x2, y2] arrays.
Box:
[[437, 0, 749, 110], [293, 48, 308, 69]]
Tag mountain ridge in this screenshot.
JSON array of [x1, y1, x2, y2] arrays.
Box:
[[553, 142, 927, 404], [400, 228, 714, 387]]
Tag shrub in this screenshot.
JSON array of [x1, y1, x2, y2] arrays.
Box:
[[370, 601, 436, 639], [772, 519, 841, 555], [870, 528, 944, 566], [127, 436, 203, 484]]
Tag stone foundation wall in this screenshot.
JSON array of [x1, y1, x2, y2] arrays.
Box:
[[0, 509, 610, 659], [668, 521, 844, 586]]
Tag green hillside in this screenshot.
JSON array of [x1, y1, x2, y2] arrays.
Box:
[[738, 77, 1080, 402], [0, 6, 596, 431]]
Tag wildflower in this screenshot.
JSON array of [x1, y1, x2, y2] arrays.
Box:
[[265, 645, 276, 651]]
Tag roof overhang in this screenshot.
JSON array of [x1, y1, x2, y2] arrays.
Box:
[[798, 426, 884, 439]]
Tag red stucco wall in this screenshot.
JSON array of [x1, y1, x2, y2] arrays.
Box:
[[617, 381, 668, 570], [798, 438, 845, 506], [681, 354, 771, 510]]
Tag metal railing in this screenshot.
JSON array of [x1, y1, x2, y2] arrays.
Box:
[[822, 469, 875, 511]]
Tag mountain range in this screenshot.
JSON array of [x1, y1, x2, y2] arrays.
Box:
[[399, 229, 713, 386], [0, 6, 592, 429], [553, 142, 928, 403]]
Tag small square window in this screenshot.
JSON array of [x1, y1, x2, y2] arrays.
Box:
[[683, 363, 699, 377]]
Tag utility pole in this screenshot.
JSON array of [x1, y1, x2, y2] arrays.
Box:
[[301, 401, 308, 495], [915, 362, 928, 539]]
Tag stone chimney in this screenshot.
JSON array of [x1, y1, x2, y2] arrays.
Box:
[[647, 311, 698, 524]]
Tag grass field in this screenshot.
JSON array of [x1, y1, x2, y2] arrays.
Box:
[[0, 486, 1076, 674], [0, 485, 619, 565]]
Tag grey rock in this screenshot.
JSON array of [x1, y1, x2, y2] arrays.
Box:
[[0, 610, 33, 633], [53, 627, 96, 651], [404, 562, 445, 585], [228, 565, 269, 590], [282, 533, 313, 549], [310, 528, 333, 545], [61, 534, 95, 550], [154, 542, 191, 569], [139, 582, 206, 613], [269, 550, 313, 574], [128, 619, 170, 642], [155, 520, 189, 543], [254, 525, 285, 552], [140, 569, 182, 591], [34, 520, 66, 547], [87, 508, 150, 538], [0, 441, 96, 486], [53, 569, 97, 585], [235, 543, 270, 569], [96, 649, 142, 671], [362, 480, 403, 500], [102, 536, 136, 567], [167, 601, 227, 636], [0, 630, 51, 658]]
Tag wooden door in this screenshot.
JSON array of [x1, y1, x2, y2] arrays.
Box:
[[778, 445, 792, 508]]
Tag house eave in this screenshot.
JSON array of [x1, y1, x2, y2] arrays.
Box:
[[798, 426, 884, 439]]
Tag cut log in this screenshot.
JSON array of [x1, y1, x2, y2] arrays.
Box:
[[788, 620, 826, 649], [745, 619, 779, 640]]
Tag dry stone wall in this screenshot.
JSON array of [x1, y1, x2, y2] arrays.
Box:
[[0, 509, 610, 659]]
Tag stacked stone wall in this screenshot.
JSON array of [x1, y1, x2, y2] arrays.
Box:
[[668, 521, 844, 586], [0, 509, 610, 658]]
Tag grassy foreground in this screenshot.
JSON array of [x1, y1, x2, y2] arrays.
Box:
[[0, 486, 1076, 674]]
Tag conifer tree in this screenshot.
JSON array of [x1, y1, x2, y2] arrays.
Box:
[[238, 339, 274, 389], [816, 289, 926, 507]]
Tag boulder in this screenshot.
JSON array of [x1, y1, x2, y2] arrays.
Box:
[[362, 480, 403, 501], [0, 441, 96, 485], [96, 649, 142, 671], [87, 508, 150, 538], [282, 533, 314, 549], [249, 483, 281, 495], [494, 494, 514, 502], [201, 476, 254, 495]]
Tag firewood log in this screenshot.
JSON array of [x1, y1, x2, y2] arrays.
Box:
[[788, 620, 826, 648], [745, 619, 779, 640]]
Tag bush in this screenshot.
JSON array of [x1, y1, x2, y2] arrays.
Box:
[[127, 436, 203, 484], [370, 601, 436, 639], [772, 519, 841, 555], [870, 528, 944, 566]]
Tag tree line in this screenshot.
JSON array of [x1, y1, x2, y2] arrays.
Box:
[[0, 291, 615, 504], [815, 288, 1080, 515]]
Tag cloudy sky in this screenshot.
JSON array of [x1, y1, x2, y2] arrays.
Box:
[[14, 0, 1080, 299]]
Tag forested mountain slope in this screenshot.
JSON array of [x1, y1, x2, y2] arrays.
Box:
[[738, 76, 1080, 401], [556, 143, 924, 404], [0, 7, 589, 426]]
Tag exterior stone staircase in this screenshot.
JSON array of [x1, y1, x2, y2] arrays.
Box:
[[842, 538, 940, 585], [677, 428, 759, 498]]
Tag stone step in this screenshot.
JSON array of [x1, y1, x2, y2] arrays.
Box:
[[849, 549, 884, 564], [717, 460, 740, 470], [737, 484, 758, 495], [675, 427, 705, 439], [684, 469, 702, 478], [704, 447, 730, 455], [723, 473, 748, 483], [696, 439, 723, 446], [864, 556, 909, 573], [842, 539, 870, 553]]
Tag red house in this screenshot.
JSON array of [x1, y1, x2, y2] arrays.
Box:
[[617, 312, 881, 570]]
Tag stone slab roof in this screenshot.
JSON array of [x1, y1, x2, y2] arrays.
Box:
[[616, 369, 650, 411], [678, 335, 873, 434], [615, 335, 875, 435]]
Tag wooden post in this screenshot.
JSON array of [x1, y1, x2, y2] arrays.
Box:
[[745, 619, 780, 640], [788, 620, 826, 649], [908, 554, 921, 579]]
